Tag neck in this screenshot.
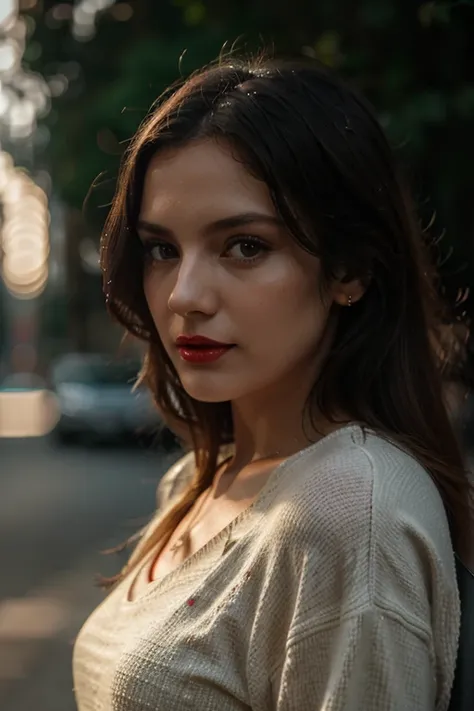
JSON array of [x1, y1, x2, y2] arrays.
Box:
[[230, 402, 348, 470], [229, 315, 344, 470], [229, 374, 348, 473]]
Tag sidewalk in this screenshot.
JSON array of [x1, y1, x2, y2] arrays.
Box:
[[0, 537, 129, 711]]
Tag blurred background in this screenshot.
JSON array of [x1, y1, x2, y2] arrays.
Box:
[[0, 0, 473, 708]]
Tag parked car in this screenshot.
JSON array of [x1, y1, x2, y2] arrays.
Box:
[[49, 353, 172, 446], [0, 372, 46, 391]]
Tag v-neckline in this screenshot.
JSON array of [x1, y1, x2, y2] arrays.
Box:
[[123, 424, 362, 605]]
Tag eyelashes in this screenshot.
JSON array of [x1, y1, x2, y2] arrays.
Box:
[[142, 240, 178, 262], [141, 235, 272, 266], [224, 236, 271, 263]]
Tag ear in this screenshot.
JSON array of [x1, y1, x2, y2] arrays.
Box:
[[330, 272, 367, 307]]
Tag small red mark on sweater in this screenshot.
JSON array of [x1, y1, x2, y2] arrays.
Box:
[[187, 598, 196, 606]]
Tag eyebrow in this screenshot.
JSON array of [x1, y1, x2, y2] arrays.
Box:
[[136, 212, 283, 238]]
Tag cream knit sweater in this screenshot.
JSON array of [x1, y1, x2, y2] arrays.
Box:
[[73, 425, 460, 710]]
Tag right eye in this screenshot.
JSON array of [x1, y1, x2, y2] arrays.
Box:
[[143, 241, 179, 262]]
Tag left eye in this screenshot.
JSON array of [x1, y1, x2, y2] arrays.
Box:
[[225, 238, 268, 261]]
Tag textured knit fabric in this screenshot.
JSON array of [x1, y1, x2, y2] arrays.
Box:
[[73, 425, 460, 711]]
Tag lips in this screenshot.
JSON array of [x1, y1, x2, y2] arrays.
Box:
[[175, 335, 232, 348], [175, 335, 234, 364]]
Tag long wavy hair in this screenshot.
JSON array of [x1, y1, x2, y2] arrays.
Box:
[[100, 54, 473, 584]]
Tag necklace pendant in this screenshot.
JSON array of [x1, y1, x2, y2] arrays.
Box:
[[170, 537, 185, 554]]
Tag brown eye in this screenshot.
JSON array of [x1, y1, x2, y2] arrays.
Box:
[[224, 237, 270, 263], [143, 241, 179, 262]]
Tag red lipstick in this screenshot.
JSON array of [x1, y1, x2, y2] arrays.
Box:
[[175, 335, 234, 364]]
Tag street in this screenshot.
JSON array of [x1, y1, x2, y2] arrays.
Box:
[[0, 436, 181, 710]]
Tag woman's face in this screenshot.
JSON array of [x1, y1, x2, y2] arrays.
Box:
[[138, 139, 341, 404]]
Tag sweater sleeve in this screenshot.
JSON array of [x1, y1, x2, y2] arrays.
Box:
[[271, 605, 436, 711], [247, 439, 458, 711]]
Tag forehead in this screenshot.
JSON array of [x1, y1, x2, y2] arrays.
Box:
[[139, 139, 276, 222]]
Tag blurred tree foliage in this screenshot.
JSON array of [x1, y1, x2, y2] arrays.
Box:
[[24, 0, 474, 292]]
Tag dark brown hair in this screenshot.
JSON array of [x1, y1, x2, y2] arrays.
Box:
[[100, 54, 473, 583]]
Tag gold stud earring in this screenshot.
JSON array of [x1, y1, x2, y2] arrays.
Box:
[[347, 295, 352, 307]]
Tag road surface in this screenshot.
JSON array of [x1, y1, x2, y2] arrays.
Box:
[[0, 436, 181, 710]]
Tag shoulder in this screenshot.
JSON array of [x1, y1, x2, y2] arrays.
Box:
[[279, 424, 452, 548], [328, 426, 454, 567], [262, 425, 457, 614], [156, 450, 196, 511], [156, 445, 236, 511]]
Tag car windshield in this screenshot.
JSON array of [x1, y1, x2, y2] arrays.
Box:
[[54, 360, 139, 386]]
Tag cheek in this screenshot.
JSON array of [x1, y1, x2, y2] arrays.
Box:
[[143, 273, 170, 330], [143, 271, 154, 307], [243, 276, 328, 350]]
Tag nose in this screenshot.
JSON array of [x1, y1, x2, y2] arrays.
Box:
[[167, 253, 218, 317]]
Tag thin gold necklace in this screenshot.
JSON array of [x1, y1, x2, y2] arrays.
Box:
[[167, 450, 283, 557], [168, 455, 234, 556]]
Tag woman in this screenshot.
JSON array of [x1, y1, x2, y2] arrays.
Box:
[[73, 55, 472, 710]]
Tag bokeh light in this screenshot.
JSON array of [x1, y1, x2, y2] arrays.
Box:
[[72, 0, 116, 41], [0, 153, 50, 299], [0, 0, 17, 31], [0, 1, 50, 141], [0, 38, 20, 73], [0, 388, 60, 437]]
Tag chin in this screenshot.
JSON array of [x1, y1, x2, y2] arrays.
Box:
[[178, 372, 242, 404]]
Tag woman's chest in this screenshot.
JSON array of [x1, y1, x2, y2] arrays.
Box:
[[131, 496, 258, 601], [74, 560, 258, 711]]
